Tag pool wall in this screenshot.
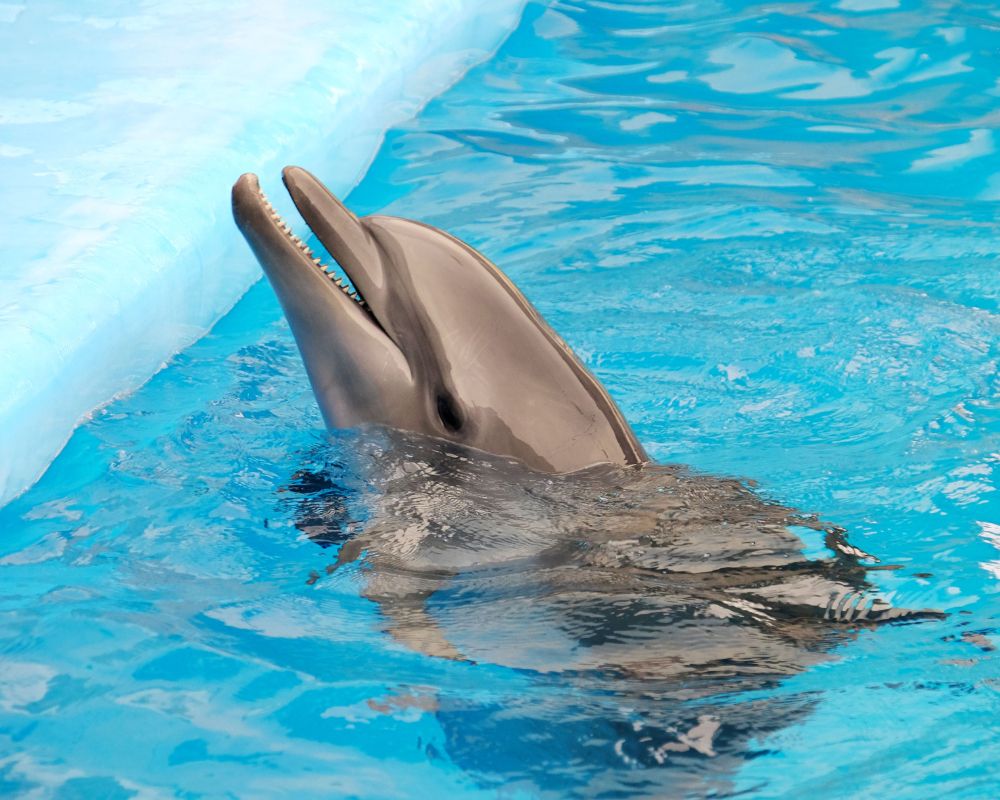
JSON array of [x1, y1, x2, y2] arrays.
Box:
[[0, 1, 525, 506]]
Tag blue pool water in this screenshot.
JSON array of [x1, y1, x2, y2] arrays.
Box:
[[2, 0, 999, 796]]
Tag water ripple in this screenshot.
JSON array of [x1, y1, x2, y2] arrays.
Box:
[[1, 0, 998, 797]]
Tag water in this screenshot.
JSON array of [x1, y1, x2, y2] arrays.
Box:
[[2, 0, 998, 796]]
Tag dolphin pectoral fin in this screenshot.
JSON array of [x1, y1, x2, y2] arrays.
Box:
[[330, 537, 366, 570], [825, 595, 946, 624], [324, 533, 467, 661], [730, 574, 946, 624], [379, 601, 467, 662], [361, 572, 468, 662]]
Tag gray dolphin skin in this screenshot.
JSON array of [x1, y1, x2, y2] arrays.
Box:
[[232, 166, 646, 474]]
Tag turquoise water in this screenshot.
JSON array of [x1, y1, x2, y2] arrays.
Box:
[[2, 0, 999, 796]]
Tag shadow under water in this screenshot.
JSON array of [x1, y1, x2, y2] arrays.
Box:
[[284, 428, 942, 796]]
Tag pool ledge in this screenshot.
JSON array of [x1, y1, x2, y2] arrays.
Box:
[[0, 1, 525, 506]]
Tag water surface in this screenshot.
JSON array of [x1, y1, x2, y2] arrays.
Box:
[[2, 1, 999, 797]]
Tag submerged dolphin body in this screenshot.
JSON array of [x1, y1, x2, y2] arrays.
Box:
[[285, 429, 942, 792], [232, 167, 645, 474]]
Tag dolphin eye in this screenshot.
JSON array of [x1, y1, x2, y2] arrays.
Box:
[[436, 392, 464, 432]]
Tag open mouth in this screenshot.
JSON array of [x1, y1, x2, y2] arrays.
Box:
[[233, 167, 382, 328], [256, 181, 368, 309]]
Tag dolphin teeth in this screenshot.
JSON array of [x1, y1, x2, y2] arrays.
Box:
[[255, 184, 366, 308]]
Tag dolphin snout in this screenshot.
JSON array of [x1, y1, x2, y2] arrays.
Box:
[[282, 166, 386, 296]]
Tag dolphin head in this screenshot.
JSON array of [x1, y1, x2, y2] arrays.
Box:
[[232, 166, 647, 473]]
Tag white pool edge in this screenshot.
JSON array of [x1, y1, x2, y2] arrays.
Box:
[[0, 1, 526, 507]]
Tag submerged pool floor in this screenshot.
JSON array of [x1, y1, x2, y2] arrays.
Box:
[[2, 1, 999, 797]]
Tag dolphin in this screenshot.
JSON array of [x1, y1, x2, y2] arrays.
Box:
[[231, 165, 941, 646], [232, 166, 645, 474], [234, 168, 943, 790]]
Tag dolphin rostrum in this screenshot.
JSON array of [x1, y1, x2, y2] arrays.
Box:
[[232, 166, 646, 474]]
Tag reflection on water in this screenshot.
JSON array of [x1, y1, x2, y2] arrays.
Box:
[[1, 0, 998, 797]]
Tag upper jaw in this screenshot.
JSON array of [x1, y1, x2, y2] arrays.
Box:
[[281, 166, 387, 303], [231, 171, 370, 312]]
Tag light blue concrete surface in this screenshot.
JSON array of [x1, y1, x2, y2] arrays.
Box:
[[0, 0, 525, 505]]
